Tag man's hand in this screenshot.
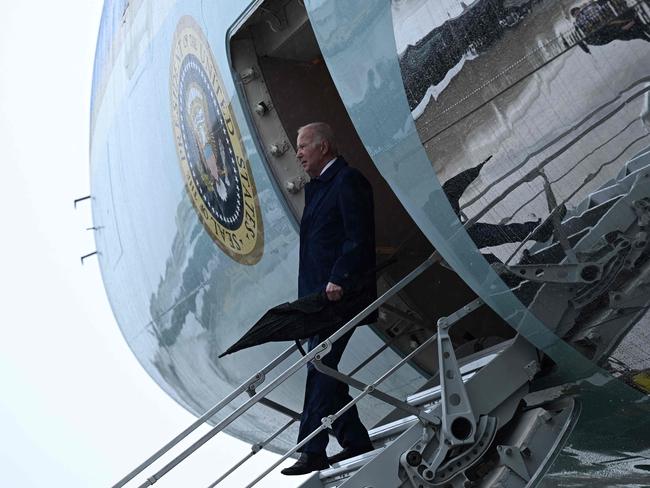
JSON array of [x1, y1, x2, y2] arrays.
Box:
[[325, 282, 344, 301]]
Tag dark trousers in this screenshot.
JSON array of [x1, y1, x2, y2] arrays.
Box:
[[297, 328, 371, 455]]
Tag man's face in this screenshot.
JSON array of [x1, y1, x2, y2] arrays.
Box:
[[297, 129, 327, 178]]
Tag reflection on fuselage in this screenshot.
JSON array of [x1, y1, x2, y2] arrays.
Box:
[[393, 0, 650, 374], [396, 0, 538, 114], [90, 0, 650, 479]]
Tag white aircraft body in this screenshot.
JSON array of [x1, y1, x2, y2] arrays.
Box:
[[90, 0, 650, 486]]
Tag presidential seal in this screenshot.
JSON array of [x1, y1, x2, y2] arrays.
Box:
[[170, 16, 263, 265]]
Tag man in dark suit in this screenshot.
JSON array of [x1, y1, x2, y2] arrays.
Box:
[[281, 122, 376, 476]]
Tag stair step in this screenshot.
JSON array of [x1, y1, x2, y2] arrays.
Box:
[[369, 414, 418, 443], [405, 351, 495, 406], [320, 415, 427, 486], [320, 447, 383, 483]]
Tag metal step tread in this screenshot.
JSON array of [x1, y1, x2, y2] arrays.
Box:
[[405, 351, 496, 407], [320, 415, 424, 483], [368, 414, 418, 443], [320, 411, 432, 483], [320, 447, 384, 480]]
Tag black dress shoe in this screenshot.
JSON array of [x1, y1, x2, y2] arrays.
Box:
[[327, 444, 374, 465], [281, 453, 329, 476]]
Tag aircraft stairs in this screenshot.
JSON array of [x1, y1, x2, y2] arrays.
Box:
[[299, 330, 576, 488], [111, 254, 578, 488], [306, 353, 497, 488], [111, 149, 650, 488]]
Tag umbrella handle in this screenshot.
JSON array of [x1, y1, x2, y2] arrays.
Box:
[[295, 340, 307, 357]]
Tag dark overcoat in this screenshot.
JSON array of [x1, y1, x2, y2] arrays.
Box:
[[296, 156, 377, 455], [298, 157, 377, 317]]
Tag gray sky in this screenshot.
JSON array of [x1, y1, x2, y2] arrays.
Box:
[[0, 2, 300, 486]]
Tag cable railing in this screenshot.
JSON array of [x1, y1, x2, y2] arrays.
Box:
[[113, 251, 441, 488]]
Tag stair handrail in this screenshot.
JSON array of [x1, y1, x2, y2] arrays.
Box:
[[244, 316, 444, 487], [115, 251, 440, 488], [245, 297, 485, 488], [207, 316, 425, 486], [206, 418, 296, 488], [112, 342, 301, 488]]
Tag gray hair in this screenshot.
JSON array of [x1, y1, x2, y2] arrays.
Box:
[[298, 122, 338, 155]]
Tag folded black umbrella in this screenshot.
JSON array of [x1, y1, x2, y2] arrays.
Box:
[[218, 288, 375, 357]]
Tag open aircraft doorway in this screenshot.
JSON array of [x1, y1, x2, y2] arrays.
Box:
[[229, 0, 515, 383]]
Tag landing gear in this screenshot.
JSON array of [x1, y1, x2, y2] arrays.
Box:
[[398, 327, 578, 488]]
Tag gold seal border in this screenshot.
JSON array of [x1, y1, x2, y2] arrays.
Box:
[[170, 15, 264, 265]]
